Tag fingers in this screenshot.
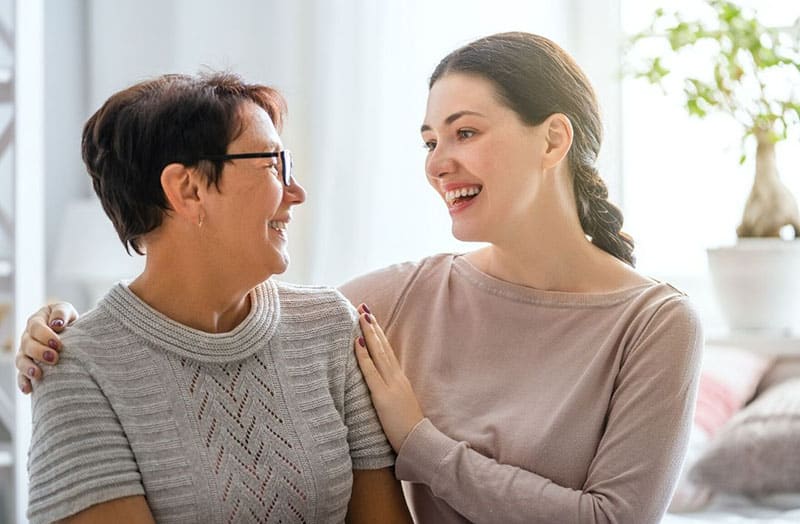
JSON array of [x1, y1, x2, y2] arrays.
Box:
[[357, 310, 394, 377], [19, 327, 60, 364], [15, 350, 39, 393], [372, 314, 401, 368], [354, 336, 385, 390], [24, 318, 62, 364], [356, 304, 406, 384], [17, 371, 32, 394], [48, 302, 79, 332]]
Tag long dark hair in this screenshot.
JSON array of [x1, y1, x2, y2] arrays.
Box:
[[431, 32, 635, 266]]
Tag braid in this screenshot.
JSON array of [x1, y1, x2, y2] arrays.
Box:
[[573, 165, 636, 266]]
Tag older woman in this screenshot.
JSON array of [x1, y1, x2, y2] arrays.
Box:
[[22, 72, 410, 524]]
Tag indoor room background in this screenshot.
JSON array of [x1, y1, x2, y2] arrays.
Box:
[[1, 0, 799, 523]]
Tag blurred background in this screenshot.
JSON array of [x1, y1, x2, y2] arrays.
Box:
[[1, 0, 799, 522]]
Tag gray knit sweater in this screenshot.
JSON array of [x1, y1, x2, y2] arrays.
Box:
[[27, 280, 394, 524]]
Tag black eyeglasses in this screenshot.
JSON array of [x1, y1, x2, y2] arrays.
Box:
[[197, 150, 294, 186]]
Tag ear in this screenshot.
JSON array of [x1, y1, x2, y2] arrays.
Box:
[[541, 113, 573, 170], [160, 163, 204, 224]]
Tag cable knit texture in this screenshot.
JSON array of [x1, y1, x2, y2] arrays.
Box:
[[27, 280, 393, 524]]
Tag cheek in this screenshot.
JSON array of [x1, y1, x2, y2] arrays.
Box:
[[251, 181, 284, 216]]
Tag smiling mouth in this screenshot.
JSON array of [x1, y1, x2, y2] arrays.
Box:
[[268, 220, 287, 231], [445, 186, 482, 207]]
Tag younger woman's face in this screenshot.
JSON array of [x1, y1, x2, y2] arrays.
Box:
[[421, 73, 546, 244]]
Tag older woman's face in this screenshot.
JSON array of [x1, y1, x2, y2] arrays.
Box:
[[203, 102, 306, 280]]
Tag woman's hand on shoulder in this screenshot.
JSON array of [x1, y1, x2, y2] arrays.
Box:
[[16, 302, 79, 393], [353, 304, 424, 452]]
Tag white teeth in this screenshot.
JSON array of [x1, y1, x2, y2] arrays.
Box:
[[269, 221, 287, 231], [445, 186, 481, 205]]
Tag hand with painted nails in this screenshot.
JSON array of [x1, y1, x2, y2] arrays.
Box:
[[354, 304, 424, 453], [15, 302, 79, 393]]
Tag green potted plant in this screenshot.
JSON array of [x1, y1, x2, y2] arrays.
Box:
[[627, 0, 800, 333]]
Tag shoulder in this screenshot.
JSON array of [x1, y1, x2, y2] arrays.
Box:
[[635, 282, 702, 333], [338, 253, 457, 325], [274, 281, 359, 353], [50, 306, 120, 364], [622, 283, 704, 372], [275, 279, 356, 321]]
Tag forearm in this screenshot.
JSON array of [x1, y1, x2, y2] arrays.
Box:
[[396, 419, 663, 524], [346, 468, 412, 524], [60, 495, 154, 524]]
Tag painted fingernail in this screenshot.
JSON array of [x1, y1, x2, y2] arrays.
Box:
[[28, 367, 36, 378], [50, 319, 64, 329], [358, 336, 366, 347], [48, 339, 59, 350], [365, 314, 373, 324], [362, 304, 372, 315], [43, 351, 55, 362]]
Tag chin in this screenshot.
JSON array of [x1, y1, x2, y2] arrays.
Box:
[[451, 223, 487, 243], [270, 253, 290, 275]]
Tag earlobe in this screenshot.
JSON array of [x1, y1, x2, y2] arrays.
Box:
[[161, 163, 203, 222]]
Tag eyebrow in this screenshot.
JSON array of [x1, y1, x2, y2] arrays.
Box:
[[420, 110, 486, 133]]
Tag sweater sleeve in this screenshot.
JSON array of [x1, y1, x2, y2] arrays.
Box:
[[340, 301, 396, 470], [394, 297, 704, 524], [27, 350, 145, 524]]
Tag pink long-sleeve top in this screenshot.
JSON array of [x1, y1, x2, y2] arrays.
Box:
[[339, 254, 703, 524]]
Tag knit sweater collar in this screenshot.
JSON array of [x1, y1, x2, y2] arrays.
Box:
[[99, 280, 280, 363]]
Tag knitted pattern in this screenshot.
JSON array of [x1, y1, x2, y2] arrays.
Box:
[[28, 280, 393, 524]]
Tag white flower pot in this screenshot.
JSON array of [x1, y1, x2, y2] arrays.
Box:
[[707, 239, 800, 334]]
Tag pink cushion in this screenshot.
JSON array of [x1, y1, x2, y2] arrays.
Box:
[[668, 344, 773, 513]]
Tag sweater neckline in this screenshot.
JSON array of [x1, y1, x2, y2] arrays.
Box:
[[451, 254, 658, 307], [100, 280, 280, 363]]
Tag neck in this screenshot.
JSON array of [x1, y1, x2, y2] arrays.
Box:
[[467, 166, 638, 293], [470, 229, 602, 293], [128, 237, 261, 333]]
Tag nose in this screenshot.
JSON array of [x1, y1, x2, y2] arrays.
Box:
[[425, 143, 456, 181], [284, 177, 306, 206]]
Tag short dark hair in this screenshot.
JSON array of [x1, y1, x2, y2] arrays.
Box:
[[431, 32, 635, 266], [81, 71, 287, 255]]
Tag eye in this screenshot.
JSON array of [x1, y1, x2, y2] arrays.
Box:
[[422, 140, 437, 152], [457, 129, 476, 140]]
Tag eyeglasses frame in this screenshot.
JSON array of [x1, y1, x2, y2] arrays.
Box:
[[196, 150, 293, 186]]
